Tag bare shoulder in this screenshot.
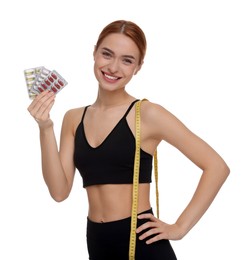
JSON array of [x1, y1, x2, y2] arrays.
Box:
[[140, 100, 178, 124], [140, 99, 190, 142], [62, 107, 86, 134], [64, 107, 84, 120]]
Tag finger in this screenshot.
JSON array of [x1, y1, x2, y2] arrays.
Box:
[[39, 99, 55, 121], [137, 213, 155, 220], [30, 91, 54, 113], [138, 227, 160, 241], [136, 219, 157, 233], [35, 97, 55, 122], [28, 92, 50, 117], [30, 92, 55, 119], [27, 90, 50, 112], [145, 234, 163, 245]]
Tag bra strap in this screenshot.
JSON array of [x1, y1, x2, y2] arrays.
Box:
[[80, 105, 90, 123], [123, 99, 140, 118]]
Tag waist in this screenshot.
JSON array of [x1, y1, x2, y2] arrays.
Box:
[[87, 208, 153, 226], [86, 183, 151, 223]]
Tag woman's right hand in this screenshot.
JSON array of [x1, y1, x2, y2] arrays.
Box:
[[27, 90, 55, 129]]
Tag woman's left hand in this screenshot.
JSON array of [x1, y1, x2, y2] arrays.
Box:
[[136, 213, 184, 244]]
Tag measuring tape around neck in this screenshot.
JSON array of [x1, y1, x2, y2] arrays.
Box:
[[129, 99, 159, 260]]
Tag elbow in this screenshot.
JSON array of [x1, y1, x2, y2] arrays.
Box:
[[46, 182, 71, 202], [216, 160, 230, 181], [204, 159, 230, 181], [222, 160, 230, 178], [225, 164, 230, 177], [50, 191, 69, 203], [53, 196, 67, 203]]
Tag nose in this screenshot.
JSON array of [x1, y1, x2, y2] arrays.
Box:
[[108, 59, 119, 74]]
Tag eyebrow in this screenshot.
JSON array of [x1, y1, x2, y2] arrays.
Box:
[[102, 47, 136, 60]]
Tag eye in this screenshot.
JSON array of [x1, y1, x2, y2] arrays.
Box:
[[102, 51, 112, 58], [123, 58, 133, 65]]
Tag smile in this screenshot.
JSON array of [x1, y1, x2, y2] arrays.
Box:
[[102, 72, 121, 81]]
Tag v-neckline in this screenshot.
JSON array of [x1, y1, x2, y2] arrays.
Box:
[[83, 114, 127, 149], [81, 100, 138, 149]]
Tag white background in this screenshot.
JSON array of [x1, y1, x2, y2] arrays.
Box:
[[0, 0, 249, 259]]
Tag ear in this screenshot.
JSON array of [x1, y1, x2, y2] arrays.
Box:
[[134, 61, 144, 75]]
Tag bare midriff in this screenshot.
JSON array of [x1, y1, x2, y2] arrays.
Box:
[[86, 183, 151, 223]]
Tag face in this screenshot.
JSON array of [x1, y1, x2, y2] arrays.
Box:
[[93, 33, 142, 91]]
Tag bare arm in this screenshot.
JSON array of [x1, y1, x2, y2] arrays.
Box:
[[28, 91, 75, 202], [170, 128, 230, 238], [137, 102, 230, 241]]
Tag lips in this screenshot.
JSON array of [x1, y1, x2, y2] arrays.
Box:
[[102, 71, 121, 82]]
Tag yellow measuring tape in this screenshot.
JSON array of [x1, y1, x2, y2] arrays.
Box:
[[129, 99, 159, 260]]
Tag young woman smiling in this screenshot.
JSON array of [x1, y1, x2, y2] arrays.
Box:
[[28, 20, 230, 260]]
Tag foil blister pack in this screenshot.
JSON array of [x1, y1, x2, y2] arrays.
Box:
[[24, 66, 68, 99]]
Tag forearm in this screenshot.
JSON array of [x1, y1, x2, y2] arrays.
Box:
[[39, 125, 70, 201], [176, 164, 230, 237]]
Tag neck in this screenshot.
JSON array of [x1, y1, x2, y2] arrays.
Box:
[[93, 88, 134, 109]]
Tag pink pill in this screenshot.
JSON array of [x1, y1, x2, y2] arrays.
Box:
[[51, 87, 57, 93], [58, 80, 64, 86], [48, 76, 54, 83], [55, 83, 61, 89], [41, 83, 47, 89], [45, 80, 51, 86], [51, 73, 57, 80]]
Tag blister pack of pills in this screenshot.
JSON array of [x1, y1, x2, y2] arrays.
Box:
[[24, 66, 68, 99]]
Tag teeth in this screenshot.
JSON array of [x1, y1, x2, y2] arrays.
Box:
[[104, 73, 118, 80]]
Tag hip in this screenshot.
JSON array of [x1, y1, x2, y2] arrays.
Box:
[[86, 208, 177, 260]]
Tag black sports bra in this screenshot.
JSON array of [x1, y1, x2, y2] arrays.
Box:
[[73, 100, 152, 187]]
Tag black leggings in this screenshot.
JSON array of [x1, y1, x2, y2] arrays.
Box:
[[86, 208, 177, 260]]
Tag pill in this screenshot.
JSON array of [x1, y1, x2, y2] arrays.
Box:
[[24, 69, 35, 76], [41, 83, 47, 89], [27, 82, 34, 87], [58, 80, 64, 86], [25, 74, 36, 80], [37, 77, 44, 82], [51, 73, 57, 79], [26, 77, 35, 82], [48, 76, 54, 83], [55, 83, 61, 89], [45, 79, 51, 86], [29, 93, 37, 99], [35, 68, 43, 74], [38, 87, 44, 92], [41, 68, 50, 75], [51, 87, 57, 92]]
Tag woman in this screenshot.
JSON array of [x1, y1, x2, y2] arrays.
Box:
[[27, 20, 230, 260]]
